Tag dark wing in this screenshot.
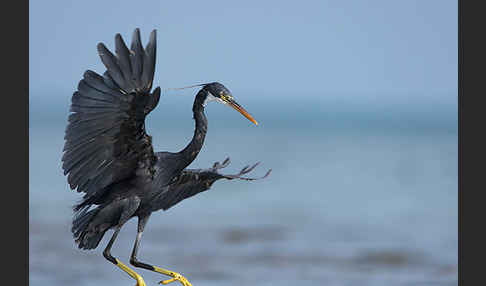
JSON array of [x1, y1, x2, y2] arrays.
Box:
[[160, 158, 271, 210], [62, 29, 160, 204]]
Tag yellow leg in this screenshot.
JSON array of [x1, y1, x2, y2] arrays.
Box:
[[153, 266, 192, 286], [115, 258, 146, 286], [129, 217, 192, 286]]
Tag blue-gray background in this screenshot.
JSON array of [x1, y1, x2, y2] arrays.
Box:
[[29, 1, 457, 285]]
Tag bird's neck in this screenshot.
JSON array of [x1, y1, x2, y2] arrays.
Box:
[[177, 90, 208, 169]]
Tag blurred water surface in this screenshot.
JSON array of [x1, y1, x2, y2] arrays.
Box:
[[29, 95, 457, 286]]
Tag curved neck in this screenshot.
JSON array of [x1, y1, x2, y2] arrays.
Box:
[[178, 90, 208, 169]]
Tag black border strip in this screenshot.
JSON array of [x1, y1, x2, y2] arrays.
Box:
[[5, 0, 28, 285], [458, 0, 462, 284], [459, 0, 486, 284]]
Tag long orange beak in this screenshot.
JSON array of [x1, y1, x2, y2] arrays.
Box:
[[227, 100, 258, 126]]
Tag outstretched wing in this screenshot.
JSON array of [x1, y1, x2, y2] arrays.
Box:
[[62, 29, 160, 203], [160, 158, 272, 210]]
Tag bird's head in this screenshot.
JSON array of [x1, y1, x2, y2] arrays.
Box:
[[202, 82, 258, 126]]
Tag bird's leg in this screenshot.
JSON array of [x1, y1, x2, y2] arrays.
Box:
[[130, 215, 192, 286], [103, 226, 146, 286]]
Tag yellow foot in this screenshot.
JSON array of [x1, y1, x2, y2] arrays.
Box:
[[134, 277, 146, 286], [114, 259, 146, 286], [159, 272, 192, 286]]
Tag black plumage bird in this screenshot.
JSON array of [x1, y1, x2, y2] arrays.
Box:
[[62, 28, 270, 286]]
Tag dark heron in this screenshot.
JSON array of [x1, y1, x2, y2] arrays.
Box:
[[62, 28, 270, 286]]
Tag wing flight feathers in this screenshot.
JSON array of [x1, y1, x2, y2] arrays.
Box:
[[62, 29, 159, 203]]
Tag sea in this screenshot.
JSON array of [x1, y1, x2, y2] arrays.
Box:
[[29, 93, 458, 286]]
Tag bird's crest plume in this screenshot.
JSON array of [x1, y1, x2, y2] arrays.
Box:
[[163, 83, 210, 95]]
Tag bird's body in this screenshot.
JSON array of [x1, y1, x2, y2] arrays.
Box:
[[62, 28, 269, 286]]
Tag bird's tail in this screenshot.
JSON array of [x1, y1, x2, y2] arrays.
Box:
[[72, 205, 106, 250]]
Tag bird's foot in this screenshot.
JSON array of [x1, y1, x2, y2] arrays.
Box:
[[212, 157, 231, 170], [134, 277, 147, 286], [212, 157, 272, 181], [158, 272, 192, 286], [224, 161, 272, 181], [114, 259, 146, 286]]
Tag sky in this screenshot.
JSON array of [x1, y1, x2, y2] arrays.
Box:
[[30, 0, 457, 105]]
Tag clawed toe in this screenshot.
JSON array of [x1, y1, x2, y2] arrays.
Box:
[[223, 162, 271, 181], [211, 157, 271, 181], [213, 157, 231, 170], [159, 272, 192, 286]]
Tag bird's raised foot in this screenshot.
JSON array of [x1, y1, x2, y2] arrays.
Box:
[[211, 157, 271, 181], [159, 272, 192, 286], [223, 161, 272, 181], [212, 157, 231, 170]]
